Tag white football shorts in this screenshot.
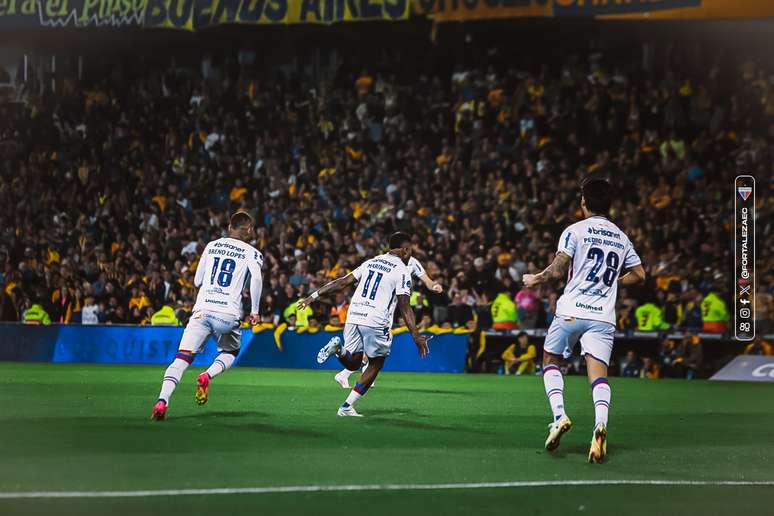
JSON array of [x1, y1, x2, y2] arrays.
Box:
[[543, 315, 615, 366], [179, 310, 241, 354], [343, 323, 392, 358]]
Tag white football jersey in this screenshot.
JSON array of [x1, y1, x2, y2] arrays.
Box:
[[346, 253, 412, 328], [408, 256, 426, 279], [554, 216, 641, 325], [193, 237, 263, 319]]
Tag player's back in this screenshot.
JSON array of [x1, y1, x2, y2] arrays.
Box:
[[346, 253, 411, 329], [193, 237, 263, 319], [555, 216, 641, 325]]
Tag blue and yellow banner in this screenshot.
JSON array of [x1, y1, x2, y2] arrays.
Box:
[[415, 0, 774, 22], [413, 0, 551, 22], [0, 0, 410, 29], [0, 0, 771, 29], [553, 0, 774, 20]]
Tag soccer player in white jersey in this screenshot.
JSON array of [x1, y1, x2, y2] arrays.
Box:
[[297, 232, 431, 417], [332, 254, 443, 389], [523, 179, 646, 463], [151, 212, 263, 421]]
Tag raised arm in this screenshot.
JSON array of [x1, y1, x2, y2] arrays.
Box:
[[397, 294, 431, 358], [522, 252, 572, 288], [297, 273, 356, 310], [419, 272, 443, 293]]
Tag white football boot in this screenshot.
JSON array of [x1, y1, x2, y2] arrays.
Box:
[[544, 414, 573, 452], [317, 336, 342, 364], [337, 406, 363, 417]]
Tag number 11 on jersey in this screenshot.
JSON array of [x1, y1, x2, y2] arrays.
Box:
[[361, 270, 383, 300]]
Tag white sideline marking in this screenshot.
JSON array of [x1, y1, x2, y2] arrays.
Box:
[[1, 480, 773, 499]]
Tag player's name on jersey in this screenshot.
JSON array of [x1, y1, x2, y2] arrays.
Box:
[[369, 258, 400, 273], [207, 243, 247, 259], [582, 235, 626, 250]]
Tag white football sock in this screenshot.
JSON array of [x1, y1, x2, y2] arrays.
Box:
[[339, 368, 355, 378], [543, 364, 565, 421], [592, 378, 611, 428], [158, 357, 191, 405], [341, 390, 361, 409], [206, 353, 236, 379]]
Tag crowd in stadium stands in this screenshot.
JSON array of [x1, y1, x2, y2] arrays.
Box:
[[0, 45, 772, 355]]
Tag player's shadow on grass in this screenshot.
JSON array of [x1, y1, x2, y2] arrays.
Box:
[[173, 411, 332, 438], [546, 442, 634, 460], [224, 421, 332, 439], [395, 388, 475, 396], [174, 410, 270, 420], [366, 407, 427, 418], [367, 412, 494, 435]]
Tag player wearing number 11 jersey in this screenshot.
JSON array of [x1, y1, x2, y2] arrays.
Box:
[[151, 212, 263, 421], [297, 232, 431, 417], [523, 179, 646, 463]]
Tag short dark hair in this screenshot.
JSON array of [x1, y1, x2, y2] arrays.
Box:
[[388, 231, 411, 249], [581, 178, 612, 215], [230, 211, 253, 229]]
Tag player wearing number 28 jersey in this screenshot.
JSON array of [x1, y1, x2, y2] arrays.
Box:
[[151, 212, 263, 421], [522, 178, 646, 464]]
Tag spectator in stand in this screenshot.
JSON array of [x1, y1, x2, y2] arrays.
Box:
[[640, 357, 661, 379], [502, 331, 537, 375], [491, 285, 517, 331], [744, 336, 773, 356], [329, 292, 349, 327], [470, 258, 494, 298], [754, 291, 773, 335], [635, 299, 669, 331], [620, 350, 643, 378], [150, 305, 180, 326], [659, 338, 681, 378], [0, 41, 771, 334], [22, 298, 51, 325], [678, 332, 704, 380], [661, 287, 684, 329], [447, 293, 474, 328], [701, 286, 730, 334], [515, 284, 540, 329], [81, 296, 100, 325], [682, 291, 704, 331], [411, 291, 432, 326]]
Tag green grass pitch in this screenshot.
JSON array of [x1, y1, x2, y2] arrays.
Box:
[[0, 363, 773, 515]]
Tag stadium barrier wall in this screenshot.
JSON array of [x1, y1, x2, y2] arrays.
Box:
[[0, 323, 468, 373], [480, 329, 758, 375]]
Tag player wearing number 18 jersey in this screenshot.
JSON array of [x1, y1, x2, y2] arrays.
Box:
[[151, 212, 263, 421], [523, 179, 646, 463]]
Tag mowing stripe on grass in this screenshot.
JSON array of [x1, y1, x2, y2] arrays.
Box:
[[1, 480, 773, 499]]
